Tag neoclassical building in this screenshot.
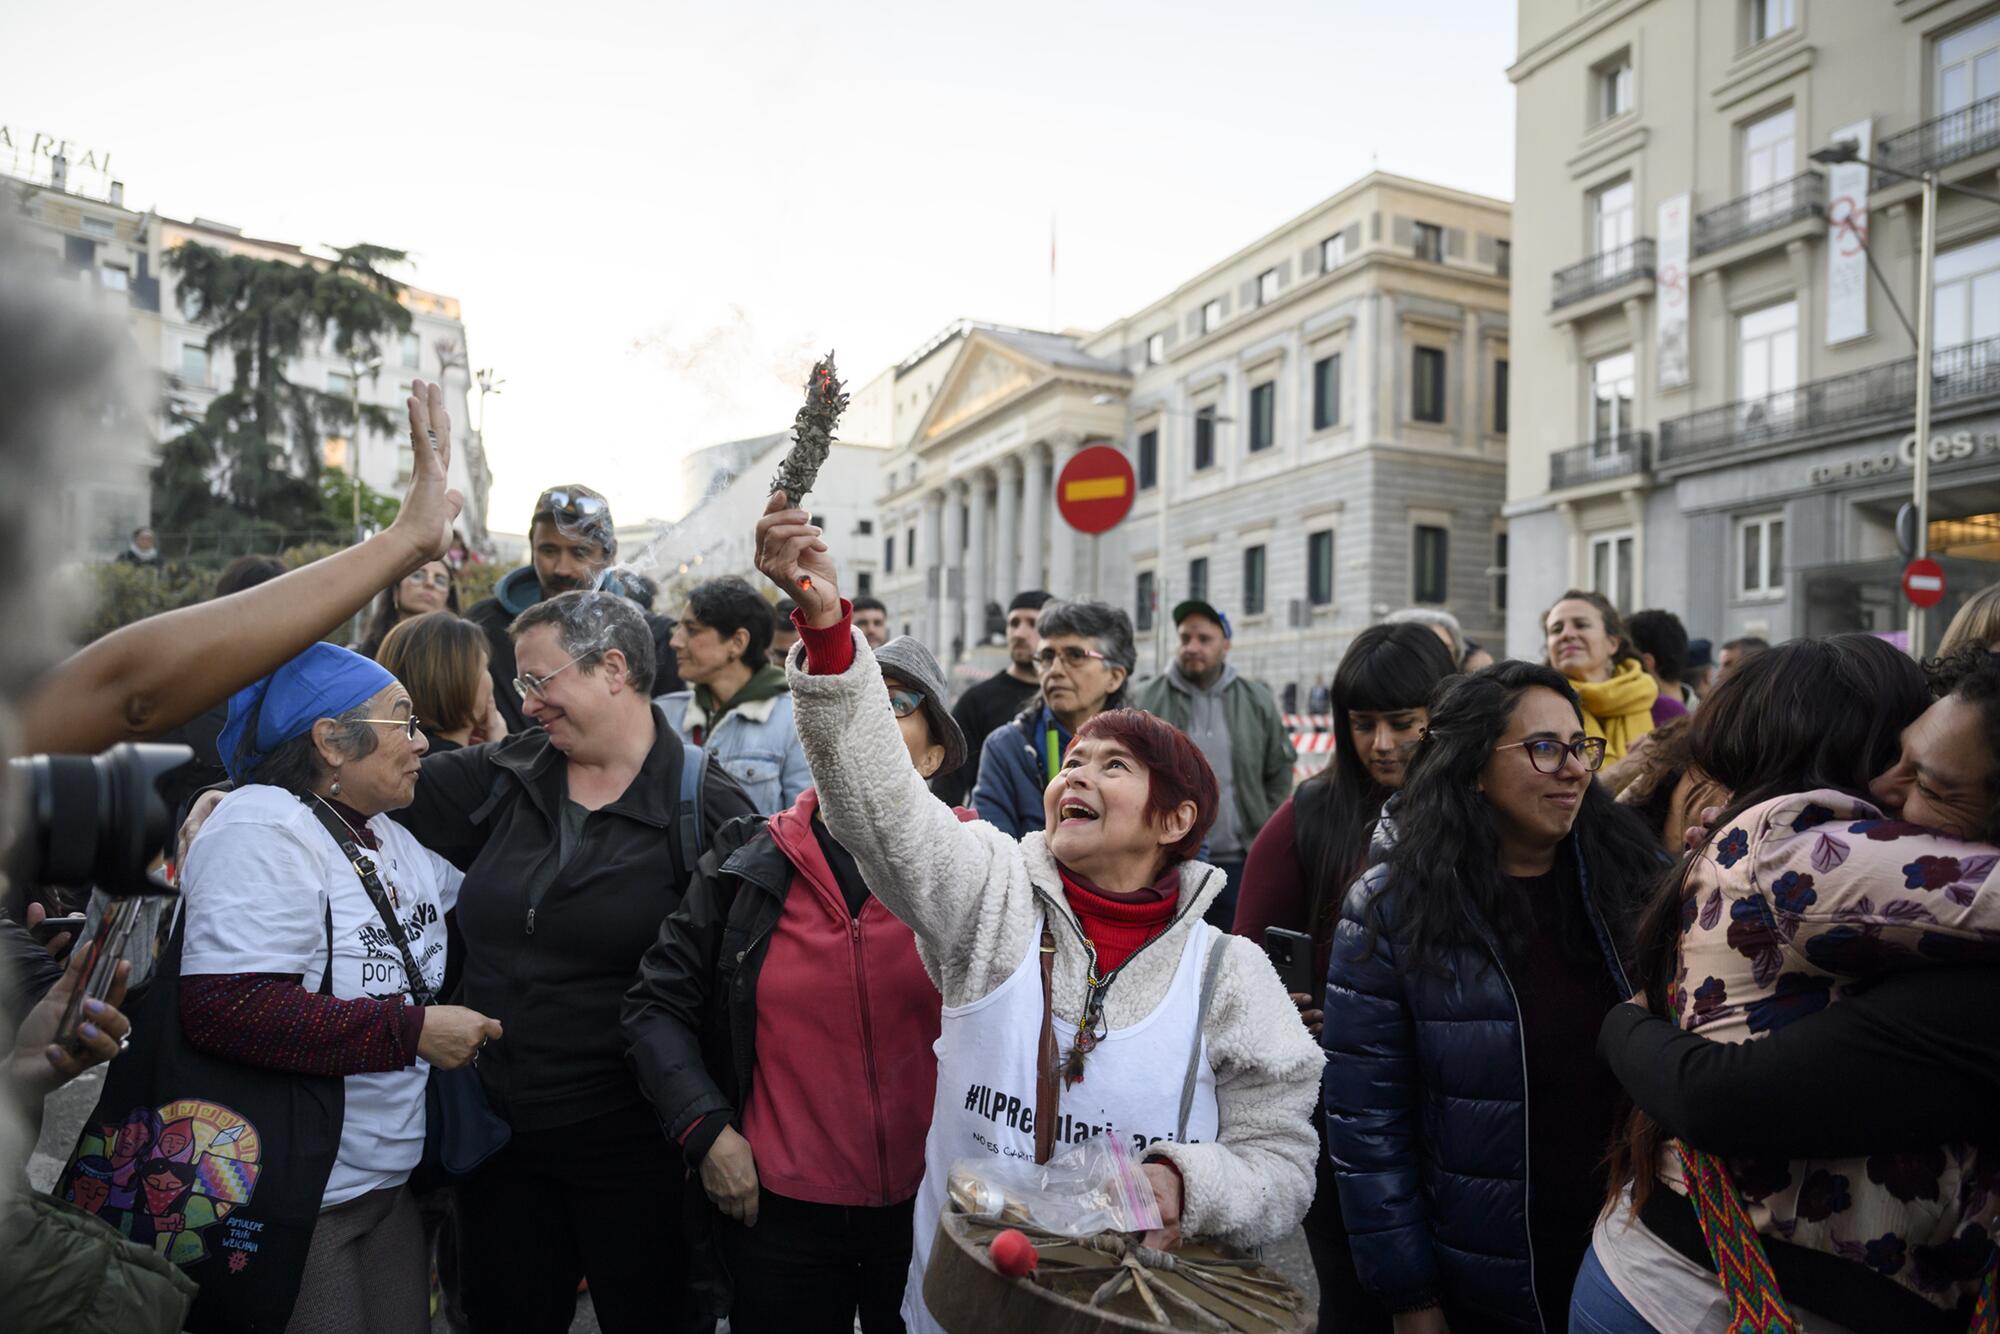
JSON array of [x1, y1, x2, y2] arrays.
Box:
[[874, 323, 1130, 668]]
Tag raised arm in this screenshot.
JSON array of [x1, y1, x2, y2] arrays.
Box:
[[755, 494, 1033, 1001], [23, 382, 463, 754]]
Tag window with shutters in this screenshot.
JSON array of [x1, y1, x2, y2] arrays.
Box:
[[1413, 526, 1449, 604], [1136, 571, 1156, 632], [906, 527, 916, 568], [1146, 331, 1167, 366], [1494, 359, 1510, 434], [1312, 354, 1340, 431], [1590, 530, 1636, 612], [1248, 382, 1276, 452], [1307, 530, 1334, 606], [1188, 556, 1209, 603], [1413, 222, 1444, 263], [856, 571, 873, 597], [884, 535, 895, 573], [1201, 299, 1223, 334], [1597, 56, 1634, 123], [180, 342, 210, 387], [1321, 233, 1347, 271], [1412, 347, 1447, 423], [1257, 269, 1279, 306], [1748, 0, 1794, 46], [401, 331, 421, 370], [1493, 531, 1509, 614], [1242, 545, 1267, 616], [1138, 430, 1158, 490], [1495, 239, 1511, 278], [1193, 406, 1217, 470]]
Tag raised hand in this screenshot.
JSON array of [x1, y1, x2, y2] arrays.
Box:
[[755, 492, 840, 627], [388, 379, 465, 565]]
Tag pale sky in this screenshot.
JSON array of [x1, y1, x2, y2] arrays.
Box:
[[8, 0, 1517, 530]]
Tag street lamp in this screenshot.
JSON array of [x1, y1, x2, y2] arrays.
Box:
[[1808, 140, 2000, 657], [1092, 391, 1236, 669]]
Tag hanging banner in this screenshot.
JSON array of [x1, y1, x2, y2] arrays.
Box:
[[1827, 118, 1873, 346], [1655, 194, 1691, 390]]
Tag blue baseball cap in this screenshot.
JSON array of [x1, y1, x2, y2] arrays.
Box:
[[1171, 599, 1232, 640]]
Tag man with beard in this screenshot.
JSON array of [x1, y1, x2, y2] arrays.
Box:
[[928, 590, 1049, 806], [1132, 600, 1294, 927], [467, 486, 617, 732]]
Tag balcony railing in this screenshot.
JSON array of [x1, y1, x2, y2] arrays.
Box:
[[1693, 173, 1824, 256], [1876, 91, 2000, 185], [1553, 238, 1656, 309], [1550, 431, 1653, 489], [1656, 334, 2000, 466]]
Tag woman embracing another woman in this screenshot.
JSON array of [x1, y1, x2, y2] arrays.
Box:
[[752, 494, 1322, 1334]]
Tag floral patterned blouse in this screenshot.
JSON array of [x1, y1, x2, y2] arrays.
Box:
[[1661, 788, 2000, 1315]]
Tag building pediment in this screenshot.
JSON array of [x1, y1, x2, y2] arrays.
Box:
[[915, 333, 1045, 446]]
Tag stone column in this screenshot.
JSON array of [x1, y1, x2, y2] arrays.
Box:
[[1048, 434, 1081, 597], [994, 455, 1021, 606], [963, 471, 992, 652], [942, 480, 966, 659], [1019, 447, 1049, 592], [921, 489, 946, 652]]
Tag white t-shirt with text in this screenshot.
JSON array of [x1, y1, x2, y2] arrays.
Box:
[[181, 785, 463, 1209]]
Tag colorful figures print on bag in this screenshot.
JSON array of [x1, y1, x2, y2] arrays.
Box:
[[58, 1097, 265, 1268]]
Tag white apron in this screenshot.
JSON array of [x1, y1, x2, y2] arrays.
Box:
[[901, 913, 1224, 1333]]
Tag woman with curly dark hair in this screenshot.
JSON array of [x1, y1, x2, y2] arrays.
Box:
[[1323, 661, 1664, 1331]]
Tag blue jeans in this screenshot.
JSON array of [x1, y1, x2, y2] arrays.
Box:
[[1569, 1241, 1661, 1333]]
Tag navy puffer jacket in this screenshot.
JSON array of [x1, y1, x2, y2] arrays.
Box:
[[1320, 840, 1632, 1332]]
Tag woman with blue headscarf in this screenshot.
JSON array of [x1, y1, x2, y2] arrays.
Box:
[[177, 642, 503, 1333]]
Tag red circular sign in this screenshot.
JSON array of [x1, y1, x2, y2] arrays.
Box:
[[1056, 444, 1136, 535], [1903, 557, 1946, 609]]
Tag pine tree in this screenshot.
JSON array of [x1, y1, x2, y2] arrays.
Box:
[[154, 241, 412, 548]]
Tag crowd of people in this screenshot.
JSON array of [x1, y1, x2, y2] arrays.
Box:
[[2, 214, 1997, 1334]]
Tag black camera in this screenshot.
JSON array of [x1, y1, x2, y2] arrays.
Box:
[[6, 742, 191, 906]]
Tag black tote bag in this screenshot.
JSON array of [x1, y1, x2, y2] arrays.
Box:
[[53, 908, 344, 1333]]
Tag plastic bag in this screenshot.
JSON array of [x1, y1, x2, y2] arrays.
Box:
[[946, 1129, 1164, 1237]]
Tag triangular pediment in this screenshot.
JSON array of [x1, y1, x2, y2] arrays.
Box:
[[916, 334, 1049, 444]]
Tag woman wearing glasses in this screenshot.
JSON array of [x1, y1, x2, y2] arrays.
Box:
[[357, 557, 460, 661], [623, 636, 970, 1332], [391, 589, 758, 1334], [1322, 661, 1663, 1331], [166, 642, 502, 1332], [972, 599, 1136, 837]]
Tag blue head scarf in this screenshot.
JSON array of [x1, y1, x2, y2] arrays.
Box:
[[219, 643, 397, 784]]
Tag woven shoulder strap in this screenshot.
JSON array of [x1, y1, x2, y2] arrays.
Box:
[[1675, 1141, 1799, 1334]]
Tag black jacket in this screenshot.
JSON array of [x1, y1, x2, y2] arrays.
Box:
[[464, 594, 530, 734], [1322, 845, 1633, 1331], [392, 707, 756, 1132], [620, 812, 779, 1168]]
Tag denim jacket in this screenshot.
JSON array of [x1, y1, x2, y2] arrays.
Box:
[[656, 688, 811, 817]]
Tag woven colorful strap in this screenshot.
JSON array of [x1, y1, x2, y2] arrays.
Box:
[[1674, 1141, 1799, 1334], [1975, 1247, 1997, 1333]]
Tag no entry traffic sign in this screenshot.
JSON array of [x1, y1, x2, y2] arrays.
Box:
[[1903, 557, 1946, 609], [1056, 444, 1136, 534]]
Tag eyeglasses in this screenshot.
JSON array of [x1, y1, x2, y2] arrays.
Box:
[[513, 652, 587, 701], [1032, 645, 1108, 672], [536, 488, 611, 542], [1496, 737, 1608, 774], [886, 688, 926, 719], [353, 715, 424, 741]]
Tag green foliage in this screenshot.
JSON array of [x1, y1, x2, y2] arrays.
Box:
[[455, 559, 503, 608], [155, 240, 411, 543], [78, 562, 216, 645], [317, 471, 401, 536]]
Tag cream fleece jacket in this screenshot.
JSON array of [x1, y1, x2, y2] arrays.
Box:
[[788, 634, 1322, 1247]]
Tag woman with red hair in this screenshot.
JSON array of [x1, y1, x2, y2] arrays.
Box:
[[755, 495, 1321, 1334]]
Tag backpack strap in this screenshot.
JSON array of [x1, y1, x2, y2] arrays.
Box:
[[1177, 927, 1230, 1144], [678, 742, 709, 875]]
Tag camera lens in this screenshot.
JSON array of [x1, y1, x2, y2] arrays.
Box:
[[5, 742, 191, 897]]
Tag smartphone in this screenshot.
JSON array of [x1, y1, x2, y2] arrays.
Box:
[[1263, 927, 1316, 997], [29, 914, 87, 945]]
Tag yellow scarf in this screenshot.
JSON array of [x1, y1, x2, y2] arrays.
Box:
[[1568, 657, 1659, 763]]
